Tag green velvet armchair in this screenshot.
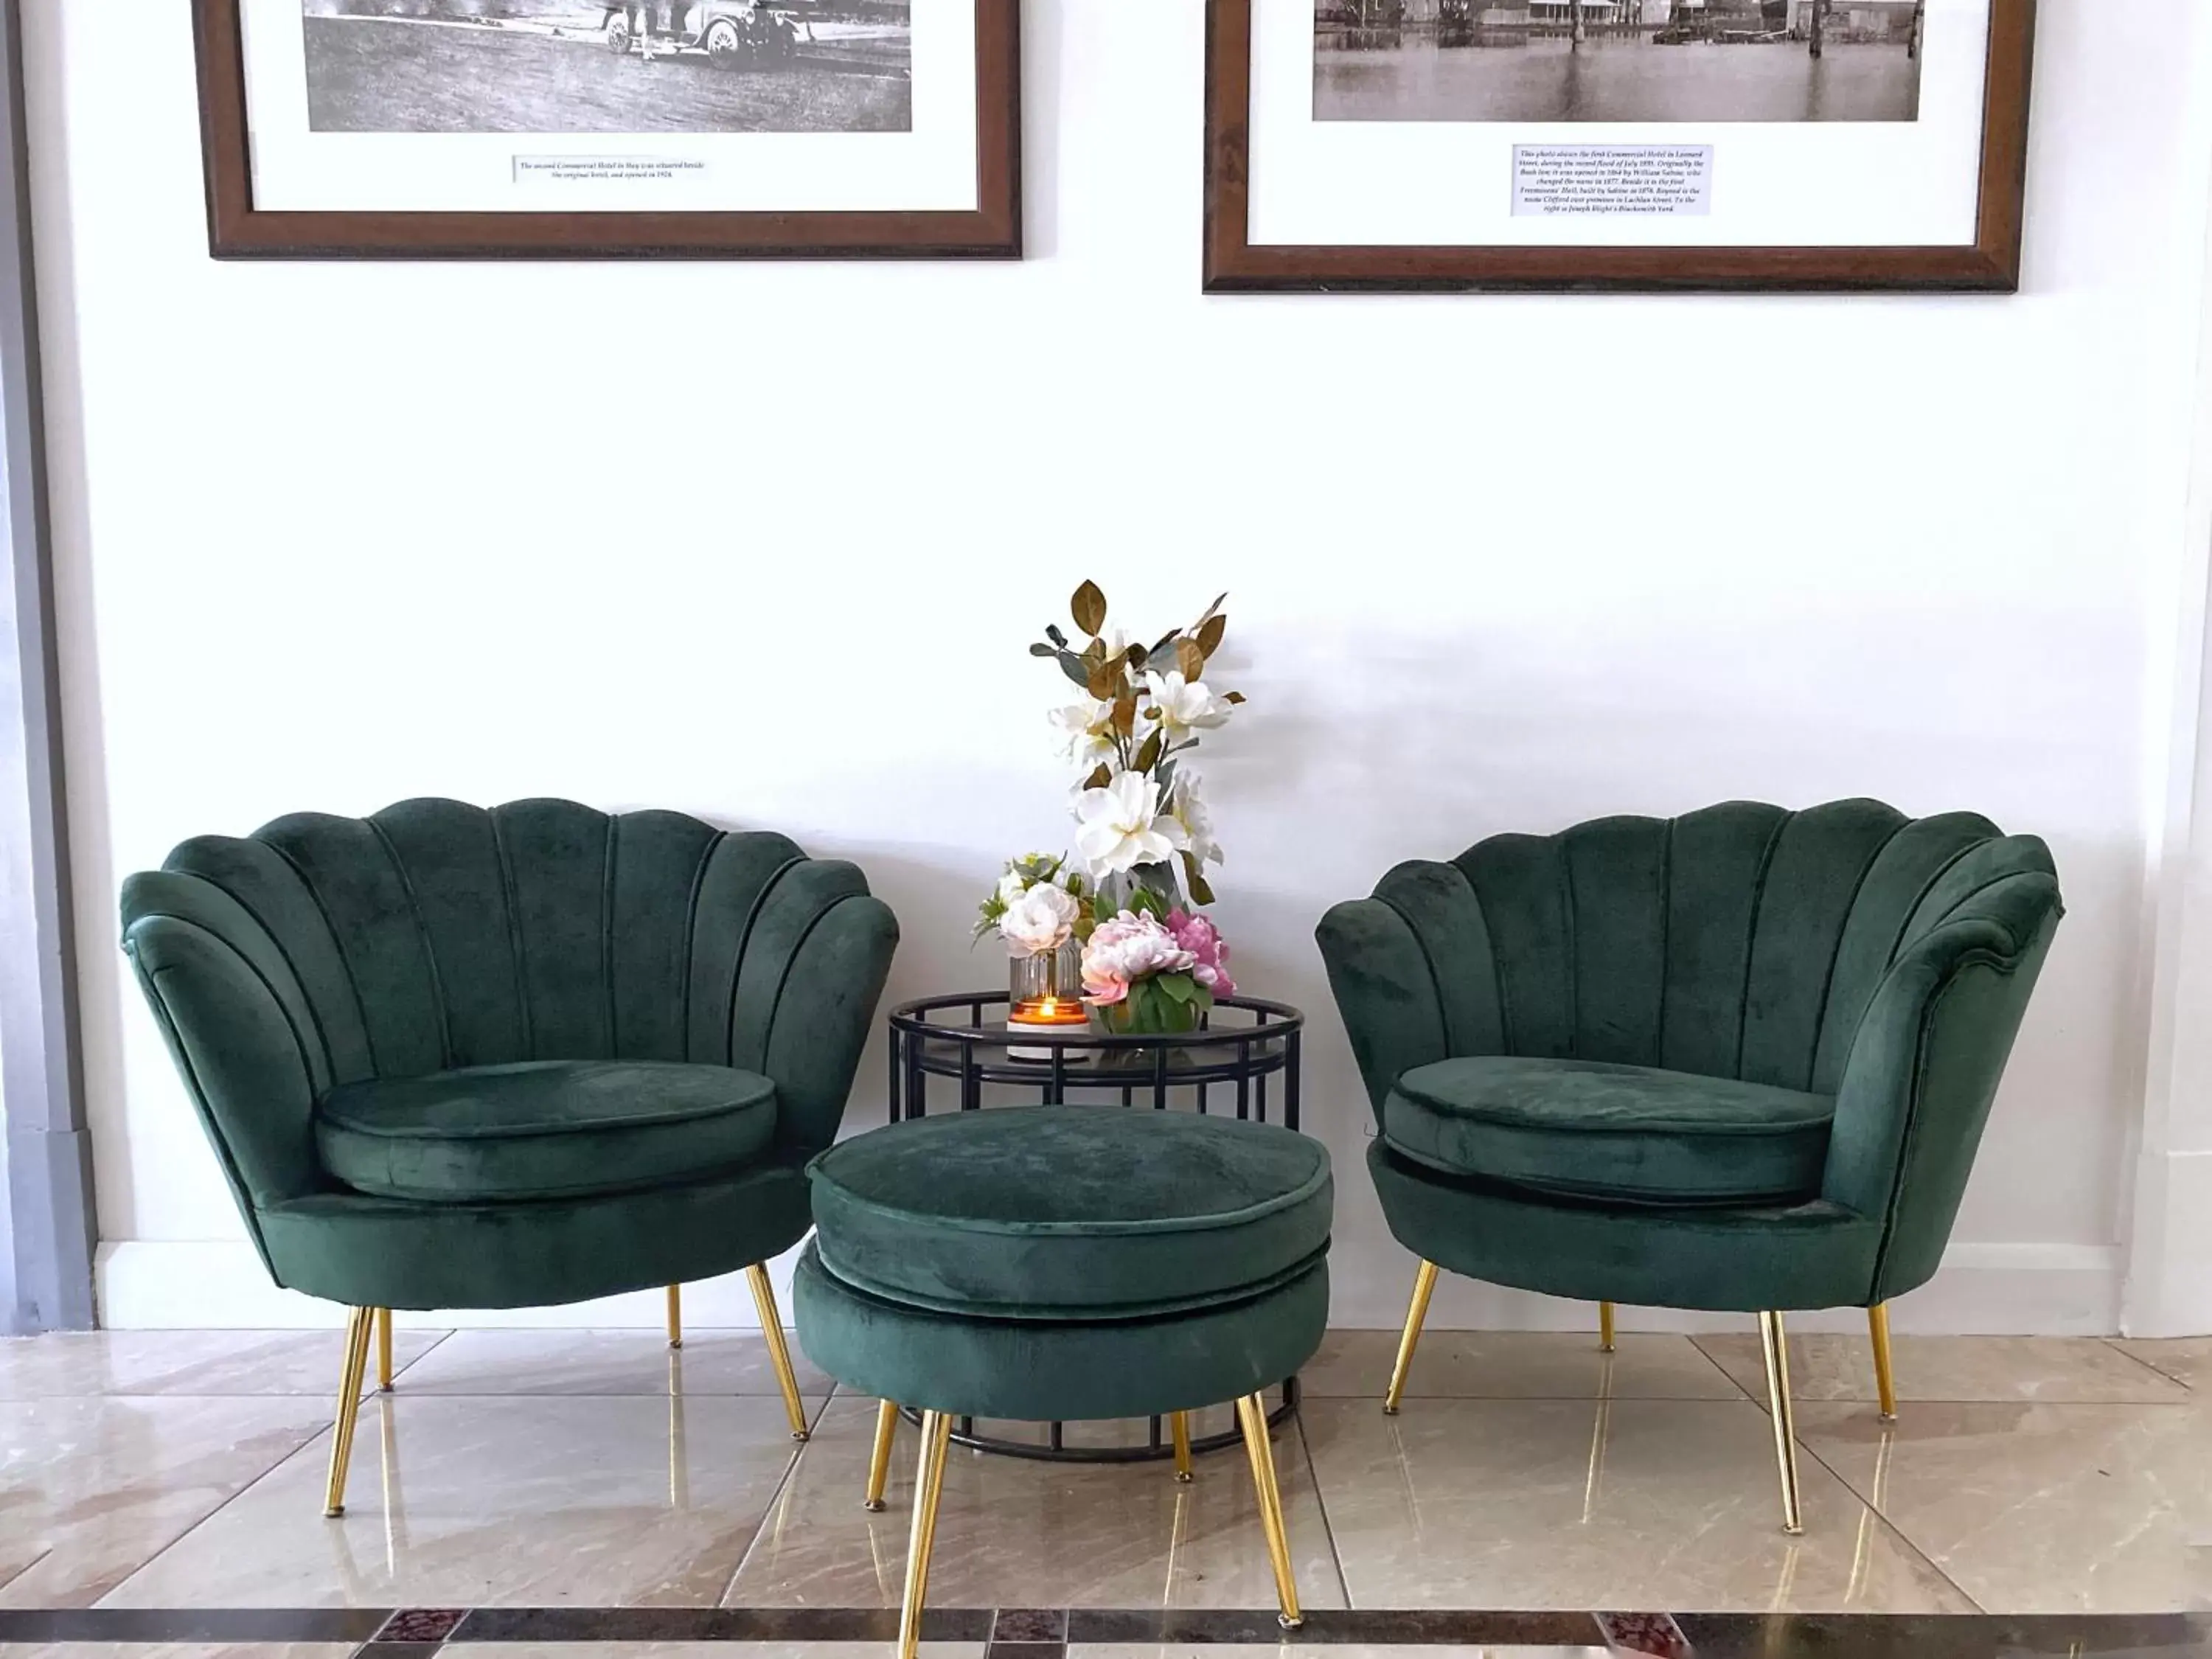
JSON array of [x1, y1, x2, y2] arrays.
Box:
[[120, 797, 898, 1514], [1318, 798, 2062, 1532]]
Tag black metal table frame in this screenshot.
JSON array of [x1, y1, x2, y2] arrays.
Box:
[[886, 990, 1306, 1464]]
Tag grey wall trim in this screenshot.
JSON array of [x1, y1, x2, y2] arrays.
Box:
[[0, 0, 96, 1333]]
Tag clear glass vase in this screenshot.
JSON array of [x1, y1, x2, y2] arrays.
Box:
[[1006, 940, 1087, 1059]]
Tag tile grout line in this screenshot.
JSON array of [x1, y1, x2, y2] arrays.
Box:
[[1291, 1400, 1355, 1611], [1683, 1328, 1767, 1405], [707, 1391, 829, 1606], [1788, 1432, 1989, 1616], [83, 1411, 336, 1609], [2096, 1335, 2199, 1392]]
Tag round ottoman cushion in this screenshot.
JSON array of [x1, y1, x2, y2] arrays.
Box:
[[793, 1242, 1329, 1419], [807, 1105, 1332, 1318]]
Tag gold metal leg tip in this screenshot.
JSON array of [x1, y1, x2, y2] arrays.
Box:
[[1783, 1522, 1805, 1537], [1277, 1613, 1304, 1630], [668, 1338, 682, 1351], [1381, 1402, 1400, 1416], [323, 1503, 344, 1518], [790, 1428, 810, 1442], [1878, 1410, 1898, 1425], [1175, 1470, 1194, 1484], [864, 1498, 886, 1512]]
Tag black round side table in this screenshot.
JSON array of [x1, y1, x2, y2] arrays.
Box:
[[883, 990, 1307, 1465]]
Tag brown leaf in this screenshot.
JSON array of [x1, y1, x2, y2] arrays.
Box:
[[1196, 613, 1227, 659], [1134, 728, 1164, 772], [1071, 580, 1107, 637], [1086, 658, 1121, 700], [1082, 763, 1111, 790], [1192, 592, 1228, 631], [1175, 637, 1206, 682], [1112, 689, 1137, 736], [1224, 691, 1247, 704], [1182, 851, 1217, 907]]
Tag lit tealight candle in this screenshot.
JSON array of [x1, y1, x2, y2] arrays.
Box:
[[1008, 994, 1092, 1061]]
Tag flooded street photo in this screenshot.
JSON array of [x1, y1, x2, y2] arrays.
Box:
[[1317, 37, 1920, 123], [1314, 3, 1924, 124]]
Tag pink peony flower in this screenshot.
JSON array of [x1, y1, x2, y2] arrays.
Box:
[[1081, 911, 1197, 1006], [1166, 909, 1236, 1001]]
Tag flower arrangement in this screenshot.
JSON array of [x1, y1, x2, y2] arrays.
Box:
[[1079, 895, 1237, 1037], [1034, 580, 1244, 912], [974, 852, 1088, 956], [1024, 581, 1247, 1036]]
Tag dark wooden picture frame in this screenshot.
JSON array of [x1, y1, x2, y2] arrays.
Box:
[[1203, 0, 2034, 294], [194, 0, 1021, 260]]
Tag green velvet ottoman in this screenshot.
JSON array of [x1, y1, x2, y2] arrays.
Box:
[[795, 1105, 1332, 1655]]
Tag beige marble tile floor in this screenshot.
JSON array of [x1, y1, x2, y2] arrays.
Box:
[[0, 1327, 2205, 1617]]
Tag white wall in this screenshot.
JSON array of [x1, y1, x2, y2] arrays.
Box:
[[21, 1, 2212, 1333]]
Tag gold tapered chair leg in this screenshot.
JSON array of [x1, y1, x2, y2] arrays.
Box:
[[1757, 1311, 1805, 1536], [896, 1408, 953, 1659], [745, 1264, 810, 1441], [375, 1307, 394, 1391], [323, 1307, 376, 1517], [865, 1399, 900, 1511], [1234, 1393, 1304, 1629], [1171, 1411, 1194, 1483], [1599, 1301, 1616, 1354], [1868, 1303, 1898, 1422], [666, 1284, 682, 1349], [1383, 1259, 1440, 1414]]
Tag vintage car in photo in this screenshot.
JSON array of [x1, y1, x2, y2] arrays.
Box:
[[600, 1, 801, 66]]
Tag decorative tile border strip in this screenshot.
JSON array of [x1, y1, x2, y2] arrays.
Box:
[[0, 1607, 2202, 1657]]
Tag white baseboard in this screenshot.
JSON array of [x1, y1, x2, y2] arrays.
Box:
[[94, 1239, 801, 1330], [1319, 1239, 2123, 1336], [94, 1237, 2126, 1335]]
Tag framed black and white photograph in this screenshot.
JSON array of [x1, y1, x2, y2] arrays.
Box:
[[1206, 0, 2034, 292], [195, 0, 1020, 258]]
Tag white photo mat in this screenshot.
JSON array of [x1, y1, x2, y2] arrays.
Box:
[[1247, 0, 1992, 250], [238, 0, 980, 215]]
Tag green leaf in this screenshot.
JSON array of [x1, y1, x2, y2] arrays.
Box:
[[1072, 580, 1107, 637], [1045, 624, 1068, 647], [1057, 650, 1092, 688], [1155, 973, 1197, 1004], [1133, 728, 1164, 772], [1029, 642, 1057, 658]]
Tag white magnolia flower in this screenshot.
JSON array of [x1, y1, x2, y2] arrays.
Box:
[[1050, 700, 1118, 768], [1001, 881, 1080, 958], [1147, 672, 1234, 741], [1074, 771, 1190, 876], [1171, 774, 1224, 867]]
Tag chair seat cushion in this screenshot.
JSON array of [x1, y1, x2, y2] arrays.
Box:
[[807, 1105, 1333, 1318], [316, 1060, 777, 1203], [1384, 1057, 1833, 1206]]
